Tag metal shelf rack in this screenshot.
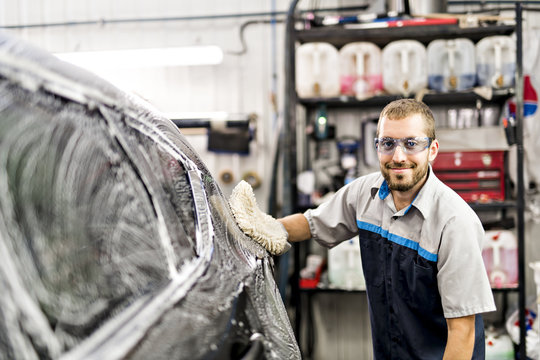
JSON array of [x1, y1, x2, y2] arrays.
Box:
[[282, 1, 527, 357]]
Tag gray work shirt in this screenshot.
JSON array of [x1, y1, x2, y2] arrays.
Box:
[[304, 168, 496, 359]]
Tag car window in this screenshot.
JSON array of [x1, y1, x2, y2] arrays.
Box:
[[0, 80, 198, 353]]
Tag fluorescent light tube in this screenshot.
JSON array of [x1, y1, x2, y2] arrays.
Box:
[[55, 45, 224, 68]]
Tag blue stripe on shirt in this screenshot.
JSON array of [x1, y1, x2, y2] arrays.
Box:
[[356, 220, 438, 262]]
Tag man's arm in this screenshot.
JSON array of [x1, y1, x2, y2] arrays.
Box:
[[443, 315, 475, 360], [278, 214, 311, 242]]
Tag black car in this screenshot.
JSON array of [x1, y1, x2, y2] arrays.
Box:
[[0, 32, 300, 360]]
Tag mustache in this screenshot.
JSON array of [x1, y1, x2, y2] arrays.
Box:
[[385, 162, 416, 169]]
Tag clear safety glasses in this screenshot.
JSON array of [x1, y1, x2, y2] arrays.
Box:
[[374, 137, 433, 155]]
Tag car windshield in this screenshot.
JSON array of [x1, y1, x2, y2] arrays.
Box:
[[0, 79, 198, 346]]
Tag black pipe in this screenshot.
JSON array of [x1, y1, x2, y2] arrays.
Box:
[[515, 2, 527, 358], [284, 0, 301, 346], [447, 5, 540, 13], [227, 19, 285, 56], [0, 6, 368, 30], [0, 12, 288, 29], [449, 0, 540, 4]]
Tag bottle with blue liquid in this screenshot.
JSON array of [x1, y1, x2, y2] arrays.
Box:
[[427, 38, 476, 92], [476, 36, 516, 89]]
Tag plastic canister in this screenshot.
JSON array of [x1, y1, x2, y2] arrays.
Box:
[[295, 42, 340, 98], [382, 40, 427, 96], [482, 230, 518, 288], [476, 36, 516, 89], [505, 305, 539, 359], [531, 261, 540, 359], [531, 261, 540, 331], [338, 42, 383, 100], [531, 262, 540, 305], [485, 327, 515, 360], [327, 236, 365, 290], [427, 38, 476, 92]]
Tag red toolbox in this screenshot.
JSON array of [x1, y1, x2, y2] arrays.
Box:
[[432, 151, 506, 203]]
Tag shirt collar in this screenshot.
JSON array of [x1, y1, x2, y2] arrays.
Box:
[[411, 166, 438, 219], [370, 166, 438, 219], [370, 174, 386, 199]]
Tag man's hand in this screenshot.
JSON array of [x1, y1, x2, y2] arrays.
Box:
[[278, 214, 312, 243], [229, 181, 290, 255], [444, 315, 475, 359]]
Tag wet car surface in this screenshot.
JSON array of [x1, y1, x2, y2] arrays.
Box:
[[0, 33, 300, 360]]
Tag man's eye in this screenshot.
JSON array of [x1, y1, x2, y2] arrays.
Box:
[[381, 140, 395, 148], [405, 140, 419, 148]]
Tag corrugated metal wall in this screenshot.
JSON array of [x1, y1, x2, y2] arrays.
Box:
[[302, 293, 373, 359], [0, 0, 289, 210], [6, 1, 540, 359], [0, 3, 377, 358]]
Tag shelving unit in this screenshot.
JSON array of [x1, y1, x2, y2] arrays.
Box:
[[298, 88, 515, 107], [294, 23, 516, 48], [283, 1, 527, 357]]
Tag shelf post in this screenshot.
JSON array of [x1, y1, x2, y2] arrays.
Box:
[[514, 2, 527, 358], [284, 0, 301, 342]]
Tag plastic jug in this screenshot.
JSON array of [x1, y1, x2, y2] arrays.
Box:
[[427, 38, 476, 92], [485, 327, 515, 359], [531, 262, 540, 305], [482, 230, 518, 288], [476, 36, 515, 89], [339, 42, 383, 100], [328, 236, 366, 290], [382, 40, 428, 96], [296, 42, 340, 98]]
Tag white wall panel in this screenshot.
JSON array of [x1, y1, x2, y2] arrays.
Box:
[[0, 0, 292, 211]]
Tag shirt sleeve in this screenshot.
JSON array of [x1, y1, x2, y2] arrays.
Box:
[[303, 179, 361, 248], [436, 210, 497, 318]]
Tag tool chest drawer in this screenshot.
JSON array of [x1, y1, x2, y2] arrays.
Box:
[[432, 151, 506, 203]]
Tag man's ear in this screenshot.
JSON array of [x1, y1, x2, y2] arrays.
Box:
[[428, 139, 439, 162]]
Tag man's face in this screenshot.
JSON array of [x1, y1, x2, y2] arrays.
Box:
[[377, 114, 438, 193]]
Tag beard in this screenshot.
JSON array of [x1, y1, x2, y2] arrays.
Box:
[[380, 160, 429, 192]]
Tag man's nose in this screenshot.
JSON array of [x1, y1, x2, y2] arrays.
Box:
[[391, 144, 408, 162]]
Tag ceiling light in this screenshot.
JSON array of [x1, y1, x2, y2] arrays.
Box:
[[55, 46, 224, 68]]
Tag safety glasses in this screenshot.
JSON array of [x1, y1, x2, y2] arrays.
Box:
[[374, 137, 433, 155]]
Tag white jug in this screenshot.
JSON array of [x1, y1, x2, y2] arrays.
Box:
[[339, 42, 383, 100], [482, 230, 518, 288], [476, 36, 515, 89], [427, 38, 476, 92], [328, 236, 366, 290], [296, 42, 340, 98], [382, 40, 428, 96]]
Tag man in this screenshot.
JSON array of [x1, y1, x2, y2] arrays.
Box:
[[279, 99, 496, 359]]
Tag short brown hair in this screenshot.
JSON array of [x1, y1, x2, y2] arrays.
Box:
[[377, 99, 436, 139]]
